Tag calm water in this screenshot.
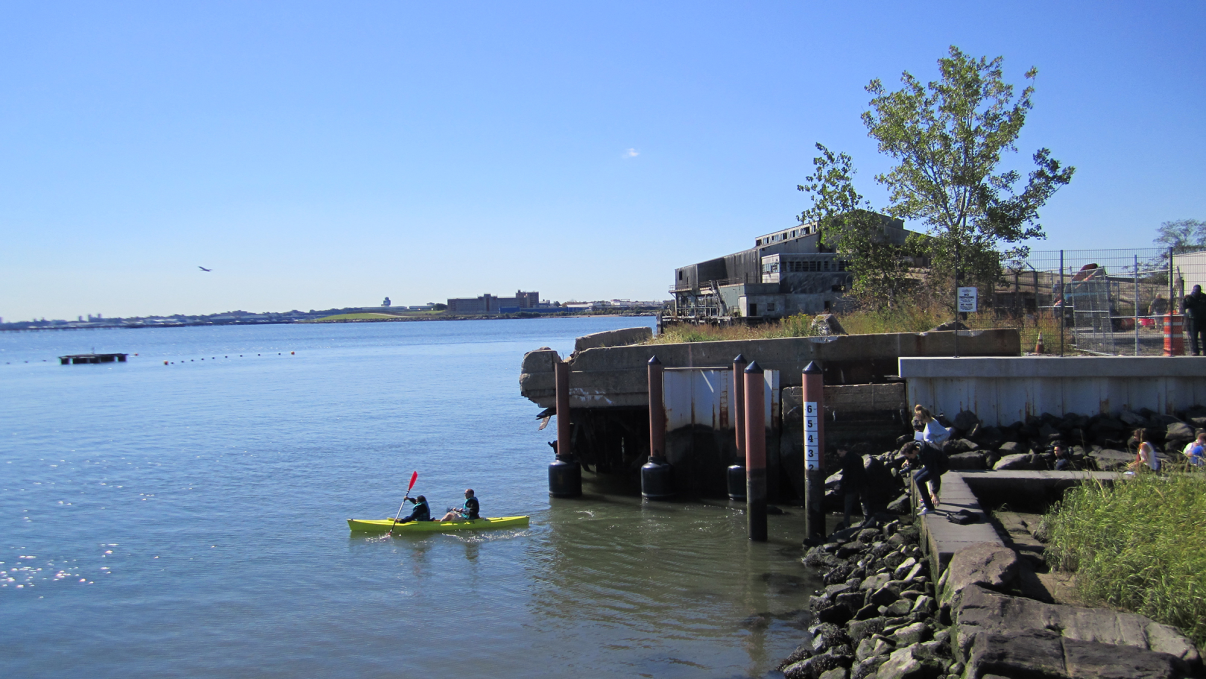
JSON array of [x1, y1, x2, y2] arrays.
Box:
[[0, 318, 818, 678]]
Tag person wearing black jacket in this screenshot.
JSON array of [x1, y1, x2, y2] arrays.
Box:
[[1183, 285, 1206, 355], [839, 448, 869, 528], [396, 495, 432, 523], [901, 442, 943, 515]]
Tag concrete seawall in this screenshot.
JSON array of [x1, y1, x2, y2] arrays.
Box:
[[901, 356, 1206, 425], [521, 328, 1021, 410]]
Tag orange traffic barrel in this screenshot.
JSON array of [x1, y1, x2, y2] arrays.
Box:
[[1164, 313, 1185, 356]]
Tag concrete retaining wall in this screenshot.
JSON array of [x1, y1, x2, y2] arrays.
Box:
[[521, 328, 1020, 410], [900, 356, 1206, 426]]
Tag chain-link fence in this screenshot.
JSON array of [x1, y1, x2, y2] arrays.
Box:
[[998, 248, 1206, 356]]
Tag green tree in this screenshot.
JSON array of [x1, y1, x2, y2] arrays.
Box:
[[797, 143, 914, 307], [1154, 219, 1206, 254], [862, 46, 1075, 307]]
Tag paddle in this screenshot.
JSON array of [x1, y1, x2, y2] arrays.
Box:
[[387, 471, 419, 536]]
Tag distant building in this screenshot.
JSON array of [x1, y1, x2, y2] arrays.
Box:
[[447, 290, 540, 315], [382, 297, 391, 307], [671, 214, 917, 319]]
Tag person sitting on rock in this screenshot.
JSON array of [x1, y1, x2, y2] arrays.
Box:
[[439, 488, 480, 522], [900, 442, 942, 515], [1183, 432, 1206, 467], [1053, 443, 1073, 471], [1129, 429, 1160, 472], [913, 405, 951, 449]]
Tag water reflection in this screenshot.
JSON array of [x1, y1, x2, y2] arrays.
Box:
[[527, 495, 821, 677]]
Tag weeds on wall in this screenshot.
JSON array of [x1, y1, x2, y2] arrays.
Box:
[[653, 290, 1065, 353]]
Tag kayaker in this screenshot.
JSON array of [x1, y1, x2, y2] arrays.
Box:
[[396, 495, 431, 523], [439, 489, 480, 522]]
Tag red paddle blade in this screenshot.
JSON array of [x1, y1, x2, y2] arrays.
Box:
[[408, 471, 418, 490]]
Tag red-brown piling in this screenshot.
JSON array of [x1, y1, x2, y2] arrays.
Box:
[[648, 356, 665, 458], [642, 355, 673, 499]]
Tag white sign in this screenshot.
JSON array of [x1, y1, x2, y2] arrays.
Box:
[[957, 287, 978, 313], [804, 401, 821, 469]]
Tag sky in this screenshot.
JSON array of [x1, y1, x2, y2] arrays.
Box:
[[2, 1, 1204, 320]]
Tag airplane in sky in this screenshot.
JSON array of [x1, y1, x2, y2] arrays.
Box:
[[198, 266, 212, 272]]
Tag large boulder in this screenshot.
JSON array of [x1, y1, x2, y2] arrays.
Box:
[[1092, 448, 1135, 471], [964, 629, 1189, 679], [781, 648, 854, 679], [875, 644, 945, 679], [811, 314, 847, 336], [992, 453, 1032, 470], [946, 452, 988, 470], [1166, 421, 1197, 450], [944, 438, 979, 454], [996, 441, 1028, 456], [952, 410, 980, 433], [1119, 410, 1148, 427], [953, 584, 1201, 672], [941, 543, 1020, 603]]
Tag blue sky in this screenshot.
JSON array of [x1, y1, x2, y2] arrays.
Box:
[[2, 1, 1203, 319]]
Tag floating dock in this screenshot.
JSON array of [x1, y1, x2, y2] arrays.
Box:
[[59, 353, 128, 365]]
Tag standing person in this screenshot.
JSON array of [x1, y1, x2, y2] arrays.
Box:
[[396, 495, 432, 523], [1182, 285, 1206, 356], [439, 489, 480, 522], [839, 448, 868, 529], [1130, 429, 1161, 472], [900, 442, 943, 515], [1149, 294, 1168, 318]]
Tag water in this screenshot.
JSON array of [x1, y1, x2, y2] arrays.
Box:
[[0, 318, 819, 678]]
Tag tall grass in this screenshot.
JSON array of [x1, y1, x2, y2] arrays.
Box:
[[652, 302, 1063, 353], [1043, 473, 1206, 647], [649, 314, 821, 344]]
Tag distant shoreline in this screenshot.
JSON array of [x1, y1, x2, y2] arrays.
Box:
[[0, 311, 658, 332]]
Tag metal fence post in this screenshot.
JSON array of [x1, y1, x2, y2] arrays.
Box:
[[1059, 250, 1066, 356], [1134, 255, 1140, 356], [1169, 247, 1175, 304]]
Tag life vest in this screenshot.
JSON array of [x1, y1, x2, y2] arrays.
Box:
[[463, 497, 480, 518]]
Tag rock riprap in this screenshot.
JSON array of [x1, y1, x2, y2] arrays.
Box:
[[784, 525, 1204, 679], [782, 518, 958, 679]]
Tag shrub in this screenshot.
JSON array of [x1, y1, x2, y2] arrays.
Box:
[[1043, 473, 1206, 648]]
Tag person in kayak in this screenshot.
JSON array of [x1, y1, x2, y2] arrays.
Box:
[[439, 489, 480, 522], [395, 495, 431, 523]]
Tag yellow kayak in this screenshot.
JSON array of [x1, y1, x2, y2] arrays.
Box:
[[347, 516, 530, 533]]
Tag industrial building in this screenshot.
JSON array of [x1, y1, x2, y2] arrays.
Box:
[[446, 290, 541, 315], [669, 214, 915, 320]]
